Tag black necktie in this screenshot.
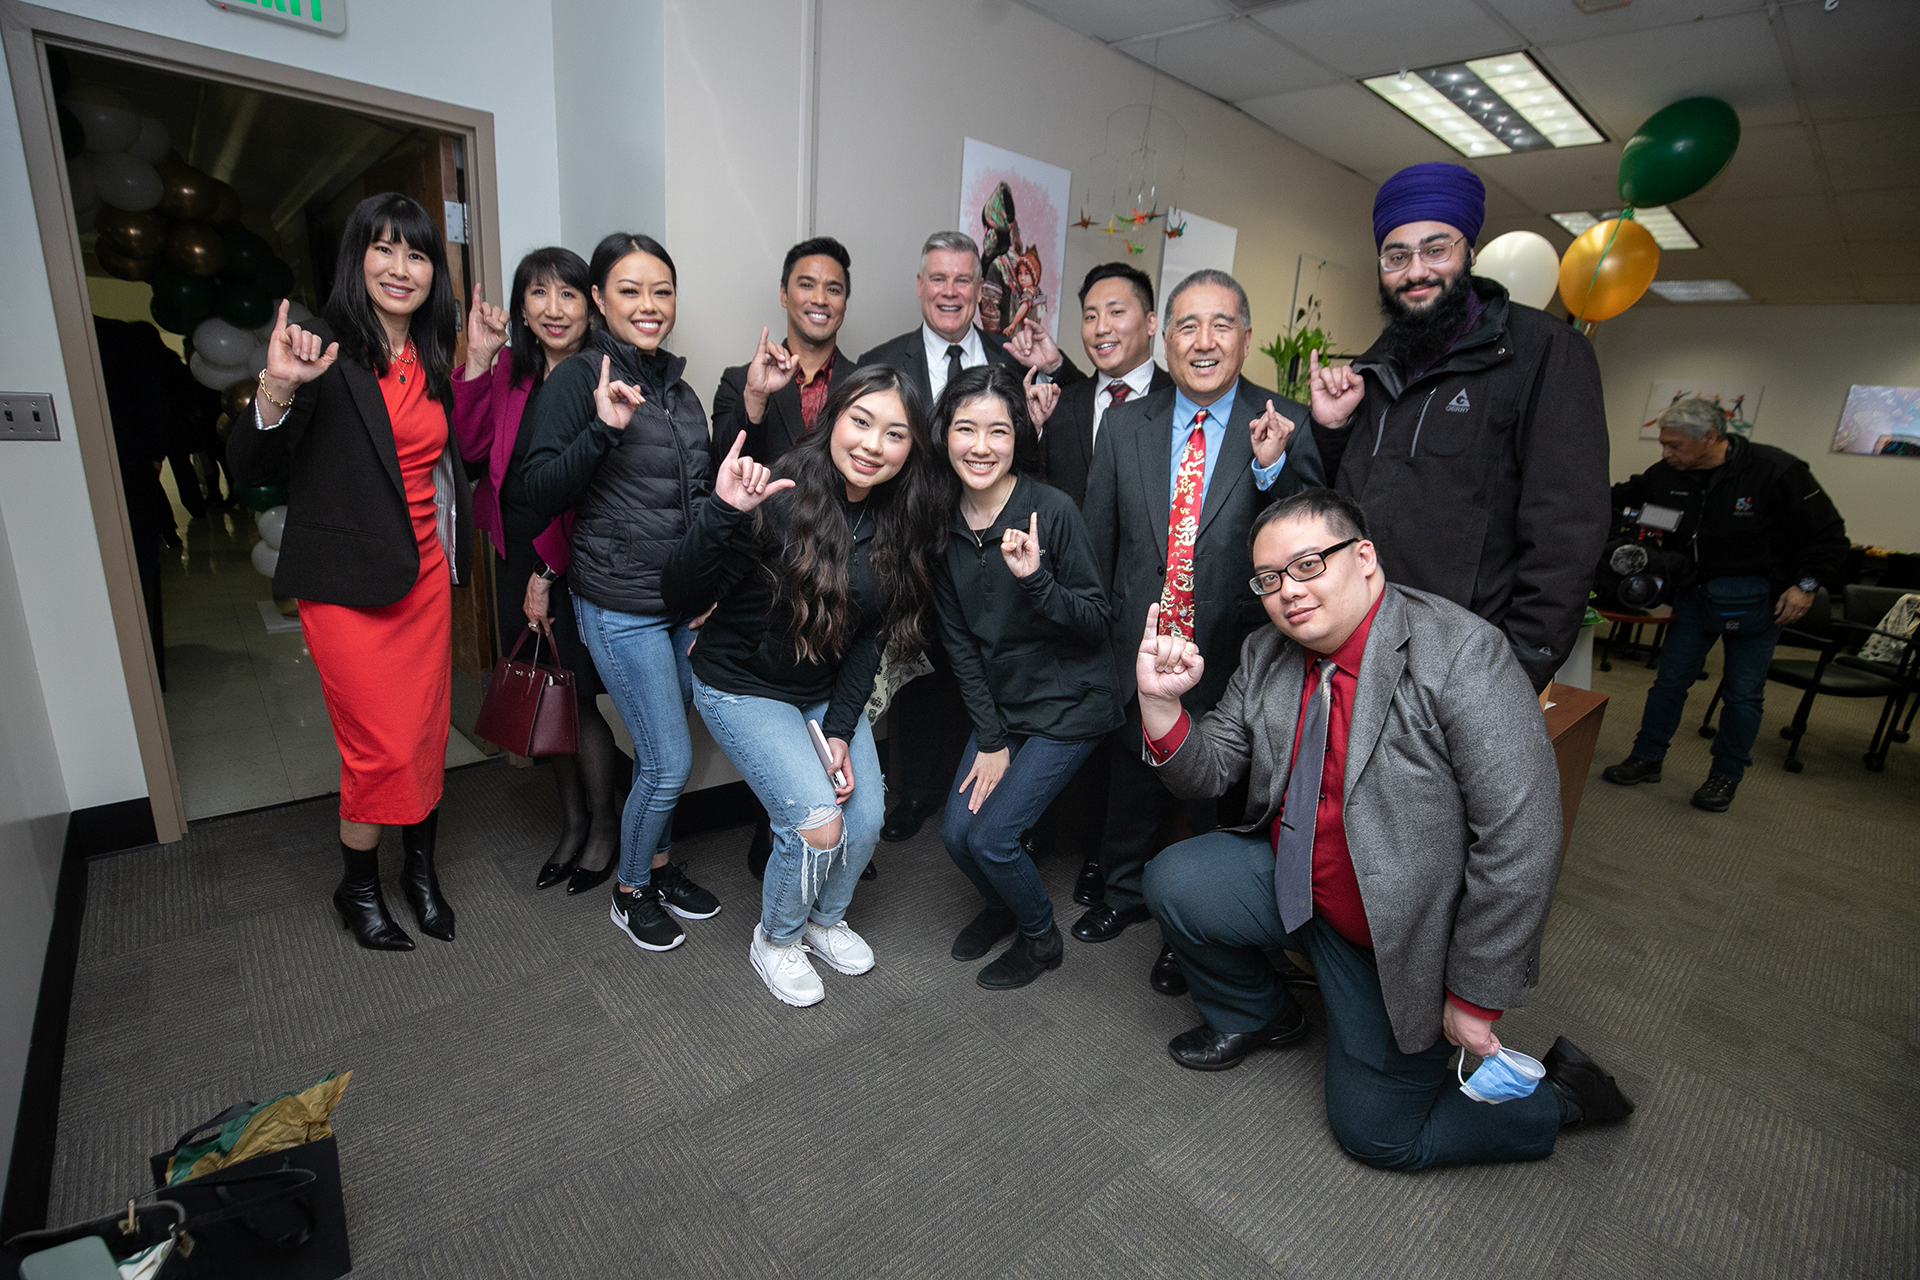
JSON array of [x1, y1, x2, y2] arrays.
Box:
[[946, 343, 965, 392], [1274, 658, 1335, 932]]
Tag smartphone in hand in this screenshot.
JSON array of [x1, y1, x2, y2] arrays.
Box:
[[806, 718, 847, 789]]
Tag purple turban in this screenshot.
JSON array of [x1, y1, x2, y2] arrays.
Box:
[[1372, 162, 1485, 249]]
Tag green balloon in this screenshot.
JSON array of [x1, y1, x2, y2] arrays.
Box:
[[1617, 97, 1741, 208], [149, 264, 215, 330], [235, 483, 289, 512], [216, 278, 275, 329], [219, 226, 273, 281], [255, 256, 296, 297]]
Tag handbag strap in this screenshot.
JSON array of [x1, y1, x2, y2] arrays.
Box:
[[169, 1100, 257, 1153], [5, 1196, 186, 1253]]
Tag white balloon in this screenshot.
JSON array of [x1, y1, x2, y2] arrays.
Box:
[[1473, 231, 1562, 311], [74, 199, 97, 233], [64, 96, 139, 153], [286, 300, 314, 325], [250, 540, 280, 577], [192, 316, 255, 367], [83, 150, 162, 212], [256, 505, 287, 551], [190, 352, 250, 391], [129, 115, 170, 164], [246, 344, 270, 378], [68, 158, 97, 211]]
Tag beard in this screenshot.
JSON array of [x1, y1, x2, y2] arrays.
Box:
[[1376, 267, 1475, 371]]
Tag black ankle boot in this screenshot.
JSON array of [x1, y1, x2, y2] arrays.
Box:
[[977, 926, 1064, 989], [400, 810, 456, 942], [334, 842, 415, 951]]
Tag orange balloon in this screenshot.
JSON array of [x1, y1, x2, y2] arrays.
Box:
[[1557, 217, 1660, 323]]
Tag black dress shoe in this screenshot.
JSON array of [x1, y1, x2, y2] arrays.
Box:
[[1601, 756, 1662, 786], [978, 927, 1064, 989], [399, 811, 455, 943], [951, 906, 1017, 961], [1543, 1035, 1635, 1125], [1167, 1006, 1308, 1071], [746, 818, 772, 881], [880, 798, 938, 843], [1690, 774, 1738, 813], [1072, 859, 1105, 907], [536, 850, 582, 890], [1070, 901, 1149, 943], [861, 859, 877, 881], [333, 843, 414, 952], [567, 858, 616, 895], [1150, 945, 1187, 996]]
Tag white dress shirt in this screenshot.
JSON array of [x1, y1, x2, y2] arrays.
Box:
[[922, 323, 987, 402], [1091, 359, 1158, 451]]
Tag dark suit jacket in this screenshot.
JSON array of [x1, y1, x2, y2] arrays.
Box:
[[1083, 377, 1322, 713], [711, 345, 855, 463], [1041, 363, 1174, 508], [855, 325, 1084, 408], [228, 318, 473, 607]]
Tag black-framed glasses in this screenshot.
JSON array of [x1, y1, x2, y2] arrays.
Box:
[[1379, 235, 1464, 274], [1249, 539, 1358, 595]]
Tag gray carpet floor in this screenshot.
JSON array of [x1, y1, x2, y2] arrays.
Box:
[[49, 647, 1919, 1278]]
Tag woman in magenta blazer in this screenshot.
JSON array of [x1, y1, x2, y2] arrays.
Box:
[[453, 246, 626, 892]]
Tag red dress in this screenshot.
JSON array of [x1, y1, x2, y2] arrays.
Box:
[[299, 358, 453, 825]]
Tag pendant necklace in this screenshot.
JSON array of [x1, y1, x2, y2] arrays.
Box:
[[392, 337, 417, 384]]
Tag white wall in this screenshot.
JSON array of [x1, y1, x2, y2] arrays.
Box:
[[1593, 305, 1920, 551], [553, 0, 666, 252]]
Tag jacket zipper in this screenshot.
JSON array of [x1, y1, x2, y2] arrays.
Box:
[[1408, 389, 1438, 457]]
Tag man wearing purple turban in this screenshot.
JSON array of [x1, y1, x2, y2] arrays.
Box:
[[1306, 162, 1609, 692]]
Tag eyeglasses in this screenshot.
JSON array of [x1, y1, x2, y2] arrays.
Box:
[[1378, 235, 1465, 274], [1249, 539, 1359, 595]]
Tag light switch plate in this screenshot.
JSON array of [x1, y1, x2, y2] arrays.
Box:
[[0, 393, 59, 441]]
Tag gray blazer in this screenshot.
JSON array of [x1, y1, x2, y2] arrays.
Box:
[[1153, 584, 1565, 1053]]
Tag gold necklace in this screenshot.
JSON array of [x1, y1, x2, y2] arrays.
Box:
[[391, 337, 416, 383]]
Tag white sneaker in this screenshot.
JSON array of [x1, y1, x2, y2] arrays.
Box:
[[804, 919, 875, 975], [751, 924, 825, 1007]]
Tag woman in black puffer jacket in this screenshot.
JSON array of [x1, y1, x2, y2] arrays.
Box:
[[522, 232, 721, 955]]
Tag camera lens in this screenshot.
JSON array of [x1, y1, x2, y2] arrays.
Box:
[[1617, 574, 1664, 610]]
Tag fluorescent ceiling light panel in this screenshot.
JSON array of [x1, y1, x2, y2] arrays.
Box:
[[1648, 280, 1749, 302], [1363, 53, 1603, 157], [1550, 206, 1700, 250]]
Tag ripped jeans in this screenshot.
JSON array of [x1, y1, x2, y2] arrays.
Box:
[[691, 675, 884, 946]]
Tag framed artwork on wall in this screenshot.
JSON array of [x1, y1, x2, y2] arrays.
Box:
[[957, 138, 1071, 340], [1832, 385, 1920, 457], [1640, 380, 1762, 440]]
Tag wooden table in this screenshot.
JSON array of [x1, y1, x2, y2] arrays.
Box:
[[1543, 683, 1608, 855]]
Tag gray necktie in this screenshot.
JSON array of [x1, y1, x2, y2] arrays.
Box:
[[946, 343, 965, 391], [1274, 658, 1336, 933]]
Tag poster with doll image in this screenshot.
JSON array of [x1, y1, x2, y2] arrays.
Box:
[[957, 138, 1071, 341]]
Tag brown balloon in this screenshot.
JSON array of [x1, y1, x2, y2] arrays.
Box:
[[165, 221, 228, 277], [95, 242, 156, 282], [155, 149, 189, 177], [223, 378, 255, 419], [210, 181, 243, 226], [158, 166, 220, 221], [95, 206, 168, 258]]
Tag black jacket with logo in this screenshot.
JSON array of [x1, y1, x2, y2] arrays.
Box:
[[1610, 435, 1847, 597], [1311, 279, 1609, 691]]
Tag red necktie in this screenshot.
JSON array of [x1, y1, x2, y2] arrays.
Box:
[[1160, 410, 1207, 637], [1107, 382, 1131, 406]]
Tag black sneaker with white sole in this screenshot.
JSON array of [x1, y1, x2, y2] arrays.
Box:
[[652, 861, 721, 920], [610, 884, 685, 951]]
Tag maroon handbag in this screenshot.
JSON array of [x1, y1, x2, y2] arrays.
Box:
[[474, 627, 579, 756]]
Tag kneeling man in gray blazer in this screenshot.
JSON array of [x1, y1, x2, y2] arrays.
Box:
[[1138, 487, 1633, 1171]]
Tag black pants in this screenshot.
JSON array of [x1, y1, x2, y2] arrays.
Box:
[[1095, 709, 1244, 911], [891, 641, 969, 811]]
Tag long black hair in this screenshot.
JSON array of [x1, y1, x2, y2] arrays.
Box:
[[587, 231, 676, 330], [322, 193, 458, 402], [930, 364, 1042, 478], [507, 246, 591, 389], [758, 364, 952, 663]]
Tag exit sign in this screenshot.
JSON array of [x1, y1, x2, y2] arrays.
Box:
[[205, 0, 345, 35]]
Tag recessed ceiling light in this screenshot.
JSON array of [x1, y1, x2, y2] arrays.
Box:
[[1364, 53, 1604, 156], [1648, 280, 1749, 302], [1549, 206, 1700, 250]]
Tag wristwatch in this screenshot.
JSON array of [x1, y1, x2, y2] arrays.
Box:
[[1796, 578, 1818, 594], [533, 561, 560, 583]]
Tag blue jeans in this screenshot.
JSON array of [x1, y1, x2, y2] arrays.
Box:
[[1145, 830, 1561, 1171], [940, 733, 1097, 937], [691, 675, 884, 946], [572, 596, 694, 888], [1631, 586, 1780, 782]]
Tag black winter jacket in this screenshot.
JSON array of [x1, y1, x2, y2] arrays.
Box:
[[935, 475, 1122, 750], [662, 491, 883, 743], [1312, 279, 1609, 691], [522, 331, 717, 615], [1611, 435, 1847, 597]]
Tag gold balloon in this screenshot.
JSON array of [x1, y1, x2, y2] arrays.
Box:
[[95, 242, 156, 281], [224, 377, 255, 420], [95, 206, 168, 258], [158, 166, 220, 221], [165, 221, 229, 277], [1558, 217, 1660, 323]]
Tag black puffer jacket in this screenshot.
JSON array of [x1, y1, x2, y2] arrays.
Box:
[[522, 330, 717, 615]]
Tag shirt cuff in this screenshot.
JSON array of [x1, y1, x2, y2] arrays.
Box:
[[1251, 450, 1288, 490], [1445, 990, 1504, 1022], [254, 399, 280, 431], [1143, 708, 1191, 764]]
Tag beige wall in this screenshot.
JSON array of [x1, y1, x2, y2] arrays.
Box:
[[1592, 304, 1920, 551]]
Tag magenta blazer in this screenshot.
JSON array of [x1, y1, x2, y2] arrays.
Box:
[[451, 358, 573, 572]]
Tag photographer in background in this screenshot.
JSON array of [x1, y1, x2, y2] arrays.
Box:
[[1600, 398, 1847, 812]]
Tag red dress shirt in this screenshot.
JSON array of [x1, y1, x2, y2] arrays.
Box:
[[795, 347, 837, 433]]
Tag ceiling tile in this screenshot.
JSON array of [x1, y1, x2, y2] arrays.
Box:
[[1249, 0, 1517, 78], [1015, 0, 1226, 45], [1684, 193, 1838, 246], [1538, 11, 1798, 139], [1779, 0, 1920, 121], [1480, 0, 1766, 47], [1816, 115, 1920, 194], [1843, 242, 1900, 274], [1682, 123, 1823, 203], [1857, 275, 1920, 304], [1236, 81, 1448, 178], [1835, 188, 1917, 242], [1465, 143, 1628, 213], [1119, 18, 1343, 102]]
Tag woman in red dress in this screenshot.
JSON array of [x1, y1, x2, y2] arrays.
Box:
[[229, 193, 472, 952]]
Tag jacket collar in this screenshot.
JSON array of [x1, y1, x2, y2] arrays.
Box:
[[590, 328, 687, 390], [1343, 585, 1411, 801], [1353, 277, 1512, 399], [946, 472, 1034, 540], [338, 354, 406, 500]]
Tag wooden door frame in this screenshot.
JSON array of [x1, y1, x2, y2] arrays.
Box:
[[1, 0, 503, 843]]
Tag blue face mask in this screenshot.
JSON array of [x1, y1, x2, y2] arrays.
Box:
[[1457, 1047, 1545, 1104]]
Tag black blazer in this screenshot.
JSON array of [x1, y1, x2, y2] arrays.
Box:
[[711, 345, 855, 463], [228, 318, 473, 607], [1082, 377, 1322, 714], [1041, 363, 1174, 508], [855, 325, 1085, 407]]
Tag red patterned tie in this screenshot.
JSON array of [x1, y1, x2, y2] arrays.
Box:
[[1107, 382, 1131, 406], [1159, 410, 1207, 637]]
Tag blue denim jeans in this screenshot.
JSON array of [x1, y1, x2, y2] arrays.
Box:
[[1145, 830, 1561, 1171], [1631, 586, 1780, 782], [691, 675, 884, 945], [940, 733, 1097, 937], [572, 596, 694, 888]]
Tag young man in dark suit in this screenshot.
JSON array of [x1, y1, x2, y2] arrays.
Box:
[[1042, 262, 1173, 508], [712, 237, 856, 464], [1077, 269, 1322, 995]]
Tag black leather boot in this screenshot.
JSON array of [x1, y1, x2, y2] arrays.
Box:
[[400, 810, 456, 942], [334, 841, 414, 952]]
